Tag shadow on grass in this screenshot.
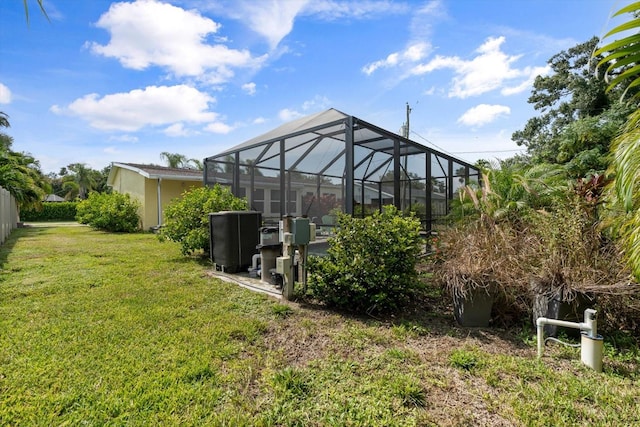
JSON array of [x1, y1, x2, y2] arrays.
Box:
[[292, 278, 533, 352], [0, 227, 49, 270]]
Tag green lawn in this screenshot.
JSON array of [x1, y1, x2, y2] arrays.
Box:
[[0, 225, 638, 426]]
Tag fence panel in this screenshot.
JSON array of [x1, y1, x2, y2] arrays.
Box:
[[0, 186, 18, 245]]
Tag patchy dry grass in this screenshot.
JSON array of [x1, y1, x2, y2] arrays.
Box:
[[0, 225, 638, 426]]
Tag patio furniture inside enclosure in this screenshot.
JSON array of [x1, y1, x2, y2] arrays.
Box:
[[204, 108, 480, 231]]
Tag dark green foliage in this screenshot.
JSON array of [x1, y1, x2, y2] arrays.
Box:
[[76, 192, 141, 232], [20, 202, 77, 221], [512, 37, 631, 169], [158, 185, 248, 255], [306, 206, 422, 314]]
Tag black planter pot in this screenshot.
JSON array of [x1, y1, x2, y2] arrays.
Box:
[[532, 289, 594, 337], [452, 286, 494, 327]]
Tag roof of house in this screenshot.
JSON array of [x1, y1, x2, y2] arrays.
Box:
[[43, 194, 65, 202], [107, 162, 203, 186]]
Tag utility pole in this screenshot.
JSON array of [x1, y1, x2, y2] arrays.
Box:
[[401, 102, 412, 211], [405, 102, 411, 138]]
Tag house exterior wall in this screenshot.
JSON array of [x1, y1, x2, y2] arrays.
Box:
[[141, 178, 203, 229], [110, 166, 203, 229], [110, 168, 149, 228]]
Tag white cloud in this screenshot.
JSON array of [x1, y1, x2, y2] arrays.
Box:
[[278, 95, 331, 121], [501, 65, 550, 95], [209, 0, 408, 51], [108, 135, 139, 143], [457, 104, 511, 127], [423, 86, 436, 96], [278, 108, 303, 121], [253, 117, 267, 125], [235, 0, 308, 50], [303, 0, 409, 21], [204, 121, 233, 134], [51, 85, 217, 131], [242, 82, 257, 95], [361, 2, 442, 76], [301, 95, 331, 111], [88, 0, 263, 81], [0, 83, 12, 104], [409, 36, 543, 98], [164, 123, 192, 137], [363, 41, 431, 75]]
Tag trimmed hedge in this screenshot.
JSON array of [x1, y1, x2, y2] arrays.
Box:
[[20, 202, 78, 222]]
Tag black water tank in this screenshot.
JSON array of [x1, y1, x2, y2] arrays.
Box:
[[209, 211, 261, 273]]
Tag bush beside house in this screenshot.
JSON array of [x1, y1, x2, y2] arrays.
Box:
[[158, 185, 248, 256], [76, 192, 141, 232]]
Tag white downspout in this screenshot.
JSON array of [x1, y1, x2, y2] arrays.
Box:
[[157, 177, 162, 227]]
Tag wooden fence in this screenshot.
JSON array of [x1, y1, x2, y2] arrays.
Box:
[[0, 186, 18, 245]]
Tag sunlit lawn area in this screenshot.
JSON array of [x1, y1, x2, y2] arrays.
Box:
[[1, 225, 639, 426]]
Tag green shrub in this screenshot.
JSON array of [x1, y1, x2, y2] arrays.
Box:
[[306, 205, 423, 314], [20, 202, 77, 221], [158, 185, 248, 255], [76, 192, 141, 232]]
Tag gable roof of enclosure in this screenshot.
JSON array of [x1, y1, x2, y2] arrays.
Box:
[[210, 108, 455, 161], [204, 108, 479, 225]]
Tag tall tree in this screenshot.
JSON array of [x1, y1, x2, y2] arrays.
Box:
[[595, 1, 640, 280], [0, 128, 49, 210], [63, 163, 96, 200], [513, 37, 621, 164]]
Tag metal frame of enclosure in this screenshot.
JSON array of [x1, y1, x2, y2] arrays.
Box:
[[203, 108, 480, 231]]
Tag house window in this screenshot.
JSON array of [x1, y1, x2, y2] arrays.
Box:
[[288, 190, 297, 213], [270, 189, 297, 214], [252, 188, 264, 212], [270, 189, 280, 214]]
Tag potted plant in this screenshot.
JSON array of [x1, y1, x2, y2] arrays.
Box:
[[434, 218, 527, 327], [526, 193, 628, 336], [433, 164, 563, 327]]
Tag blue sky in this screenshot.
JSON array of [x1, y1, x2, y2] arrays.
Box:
[[0, 0, 628, 174]]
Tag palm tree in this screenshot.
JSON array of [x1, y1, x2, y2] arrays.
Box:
[[595, 2, 640, 280], [0, 149, 49, 210], [0, 118, 50, 209], [0, 112, 9, 129], [66, 163, 96, 200], [22, 0, 49, 24], [160, 152, 189, 169], [188, 158, 203, 170]]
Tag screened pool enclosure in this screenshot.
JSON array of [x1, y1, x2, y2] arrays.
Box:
[[204, 108, 480, 231]]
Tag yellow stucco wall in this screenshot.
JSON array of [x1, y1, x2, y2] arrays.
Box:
[[110, 166, 203, 229], [110, 168, 148, 228], [143, 178, 203, 229]]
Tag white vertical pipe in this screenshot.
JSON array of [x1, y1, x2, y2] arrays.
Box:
[[157, 178, 162, 227]]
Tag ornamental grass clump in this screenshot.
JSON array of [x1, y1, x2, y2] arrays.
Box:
[[432, 163, 572, 325], [526, 195, 636, 330], [434, 215, 533, 323], [306, 206, 422, 314]]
